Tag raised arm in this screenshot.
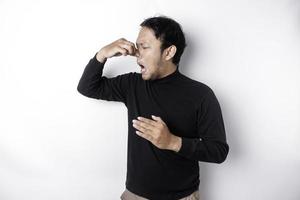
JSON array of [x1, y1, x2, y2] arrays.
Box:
[[77, 38, 137, 104]]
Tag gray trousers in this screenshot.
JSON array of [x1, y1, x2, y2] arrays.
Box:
[[120, 189, 200, 200]]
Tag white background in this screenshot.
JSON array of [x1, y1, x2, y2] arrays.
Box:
[[1, 0, 300, 199]]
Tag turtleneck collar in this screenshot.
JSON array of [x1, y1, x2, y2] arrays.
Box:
[[147, 67, 180, 84]]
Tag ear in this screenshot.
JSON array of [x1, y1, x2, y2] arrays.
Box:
[[163, 45, 177, 61]]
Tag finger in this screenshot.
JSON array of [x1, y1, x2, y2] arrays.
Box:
[[123, 40, 136, 49], [128, 45, 136, 56], [118, 38, 126, 41], [136, 130, 153, 142], [117, 38, 135, 50], [119, 43, 135, 55], [130, 46, 137, 56], [126, 41, 137, 56], [116, 46, 128, 56], [120, 40, 137, 55], [132, 122, 152, 133], [114, 52, 122, 57], [133, 119, 154, 130], [118, 43, 131, 54], [151, 115, 165, 124], [137, 117, 157, 127], [133, 48, 139, 57]]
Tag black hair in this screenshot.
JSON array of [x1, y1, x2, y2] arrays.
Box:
[[140, 16, 186, 66]]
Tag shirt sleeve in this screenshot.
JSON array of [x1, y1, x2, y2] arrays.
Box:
[[177, 89, 229, 163], [77, 53, 134, 105]]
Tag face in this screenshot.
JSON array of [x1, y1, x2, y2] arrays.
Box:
[[135, 27, 167, 80]]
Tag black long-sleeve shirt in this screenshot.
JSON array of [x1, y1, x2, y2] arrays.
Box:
[[77, 53, 229, 200]]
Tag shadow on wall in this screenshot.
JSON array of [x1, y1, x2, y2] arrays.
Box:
[[198, 97, 243, 199], [290, 0, 300, 30], [180, 26, 243, 199], [179, 29, 202, 73]]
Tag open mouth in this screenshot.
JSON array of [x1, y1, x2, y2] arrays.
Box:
[[138, 63, 147, 73]]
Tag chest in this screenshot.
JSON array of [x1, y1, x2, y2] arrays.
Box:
[[128, 82, 199, 138]]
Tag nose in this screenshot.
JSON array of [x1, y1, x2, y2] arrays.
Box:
[[135, 48, 140, 58]]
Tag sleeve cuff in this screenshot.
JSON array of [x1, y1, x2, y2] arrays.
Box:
[[92, 52, 106, 64], [79, 52, 106, 76], [177, 137, 202, 159]]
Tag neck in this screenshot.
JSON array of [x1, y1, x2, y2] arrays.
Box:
[[157, 62, 177, 79]]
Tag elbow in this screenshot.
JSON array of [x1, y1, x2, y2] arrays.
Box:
[[215, 154, 227, 164], [77, 84, 101, 99], [215, 143, 229, 164], [77, 84, 87, 96], [77, 84, 92, 98]]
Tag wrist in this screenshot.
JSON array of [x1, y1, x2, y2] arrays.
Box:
[[96, 50, 107, 63], [170, 135, 182, 152]]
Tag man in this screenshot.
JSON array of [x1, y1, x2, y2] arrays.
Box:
[[77, 16, 229, 200]]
